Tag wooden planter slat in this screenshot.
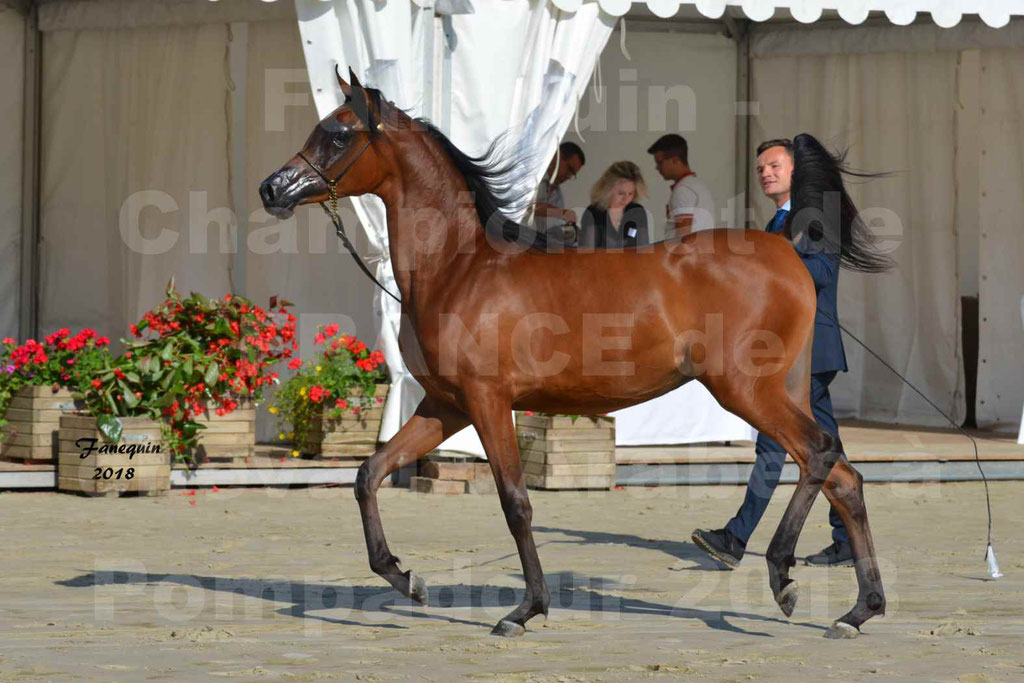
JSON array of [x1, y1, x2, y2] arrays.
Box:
[[58, 470, 170, 496], [309, 408, 384, 426], [59, 449, 170, 468], [316, 443, 377, 456], [9, 394, 75, 411], [4, 407, 65, 423], [518, 449, 615, 465], [1, 387, 75, 462], [57, 414, 169, 496], [3, 418, 61, 435], [516, 414, 613, 430], [516, 437, 616, 454], [523, 461, 616, 477], [22, 385, 69, 398], [6, 431, 57, 447], [2, 444, 51, 459], [302, 386, 388, 459], [318, 428, 382, 445], [193, 398, 255, 460], [515, 425, 615, 441], [515, 413, 615, 490], [59, 463, 170, 480], [525, 473, 613, 490]]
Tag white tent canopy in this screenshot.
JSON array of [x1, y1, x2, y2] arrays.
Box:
[[2, 0, 1023, 445]]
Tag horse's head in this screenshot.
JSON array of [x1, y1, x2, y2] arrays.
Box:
[[259, 68, 391, 218]]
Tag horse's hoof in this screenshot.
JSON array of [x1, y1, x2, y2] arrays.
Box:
[[407, 571, 428, 605], [823, 620, 859, 639], [490, 619, 526, 637], [776, 581, 798, 618]]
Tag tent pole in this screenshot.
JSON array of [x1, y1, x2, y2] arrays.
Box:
[[19, 0, 41, 341], [227, 21, 249, 297], [731, 18, 751, 226]]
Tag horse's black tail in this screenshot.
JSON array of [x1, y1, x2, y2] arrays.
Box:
[[785, 133, 894, 273]]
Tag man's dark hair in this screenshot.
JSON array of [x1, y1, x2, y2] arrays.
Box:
[[646, 134, 688, 164], [559, 141, 585, 166], [757, 138, 794, 157]]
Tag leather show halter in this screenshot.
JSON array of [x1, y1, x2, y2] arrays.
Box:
[[296, 131, 403, 304]]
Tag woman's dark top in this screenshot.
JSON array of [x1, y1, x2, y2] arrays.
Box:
[[577, 202, 650, 249]]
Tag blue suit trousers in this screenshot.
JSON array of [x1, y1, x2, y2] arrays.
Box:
[[725, 371, 848, 546]]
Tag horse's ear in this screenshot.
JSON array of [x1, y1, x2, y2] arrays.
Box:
[[348, 67, 363, 90], [335, 64, 352, 97], [349, 82, 380, 134]]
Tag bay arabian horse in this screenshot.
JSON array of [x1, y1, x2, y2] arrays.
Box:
[[260, 69, 891, 639]]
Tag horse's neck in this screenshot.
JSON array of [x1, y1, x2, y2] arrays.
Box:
[[379, 145, 484, 309]]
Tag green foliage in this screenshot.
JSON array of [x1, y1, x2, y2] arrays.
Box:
[[73, 280, 297, 462], [1, 329, 114, 443], [271, 325, 387, 451]]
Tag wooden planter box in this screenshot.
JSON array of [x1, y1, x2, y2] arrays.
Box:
[[302, 384, 389, 464], [516, 414, 616, 490], [193, 397, 255, 461], [57, 414, 170, 497], [1, 386, 76, 463]]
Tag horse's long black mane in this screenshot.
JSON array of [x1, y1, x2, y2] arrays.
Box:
[[785, 133, 894, 272], [361, 85, 543, 248], [416, 119, 545, 247]]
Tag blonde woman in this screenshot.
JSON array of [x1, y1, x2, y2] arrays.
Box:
[[577, 161, 650, 249]]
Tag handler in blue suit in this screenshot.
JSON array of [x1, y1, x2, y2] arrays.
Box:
[[691, 138, 852, 569]]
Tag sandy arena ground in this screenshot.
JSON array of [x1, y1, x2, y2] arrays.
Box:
[[1, 481, 1022, 681]]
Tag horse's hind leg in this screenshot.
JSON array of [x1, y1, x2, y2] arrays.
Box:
[[707, 378, 884, 637], [463, 389, 549, 637], [757, 391, 886, 637], [819, 458, 886, 637], [354, 397, 469, 603]]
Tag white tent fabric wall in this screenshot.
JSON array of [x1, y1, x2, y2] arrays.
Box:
[[296, 0, 615, 456], [977, 47, 1024, 432], [0, 8, 24, 341], [750, 42, 965, 425], [39, 24, 233, 343]]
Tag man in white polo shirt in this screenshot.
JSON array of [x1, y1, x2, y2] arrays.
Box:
[[647, 134, 716, 239]]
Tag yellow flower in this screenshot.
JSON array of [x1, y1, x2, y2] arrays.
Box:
[[316, 365, 322, 373], [268, 406, 278, 414], [291, 449, 300, 458], [288, 431, 295, 438], [278, 432, 285, 440], [299, 387, 306, 397]]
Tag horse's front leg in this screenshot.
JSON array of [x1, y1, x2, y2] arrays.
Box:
[[464, 389, 549, 637], [354, 397, 469, 602]]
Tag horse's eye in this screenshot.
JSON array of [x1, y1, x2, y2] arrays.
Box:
[[332, 129, 352, 148]]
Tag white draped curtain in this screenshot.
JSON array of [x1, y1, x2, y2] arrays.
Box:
[[295, 0, 615, 452], [39, 23, 233, 343], [977, 47, 1024, 431], [751, 40, 965, 425], [0, 7, 24, 341]]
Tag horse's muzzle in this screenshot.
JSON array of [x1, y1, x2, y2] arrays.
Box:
[[259, 167, 301, 218]]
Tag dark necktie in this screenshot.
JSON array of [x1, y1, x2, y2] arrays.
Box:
[[767, 208, 788, 233]]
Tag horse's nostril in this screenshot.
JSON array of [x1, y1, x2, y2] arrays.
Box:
[[259, 181, 276, 205]]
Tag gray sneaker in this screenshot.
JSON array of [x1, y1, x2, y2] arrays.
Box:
[[803, 541, 854, 567]]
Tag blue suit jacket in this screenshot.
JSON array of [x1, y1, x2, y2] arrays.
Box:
[[767, 211, 848, 374]]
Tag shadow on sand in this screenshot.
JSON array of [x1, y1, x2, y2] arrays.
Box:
[[532, 525, 765, 570], [57, 565, 822, 637]]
